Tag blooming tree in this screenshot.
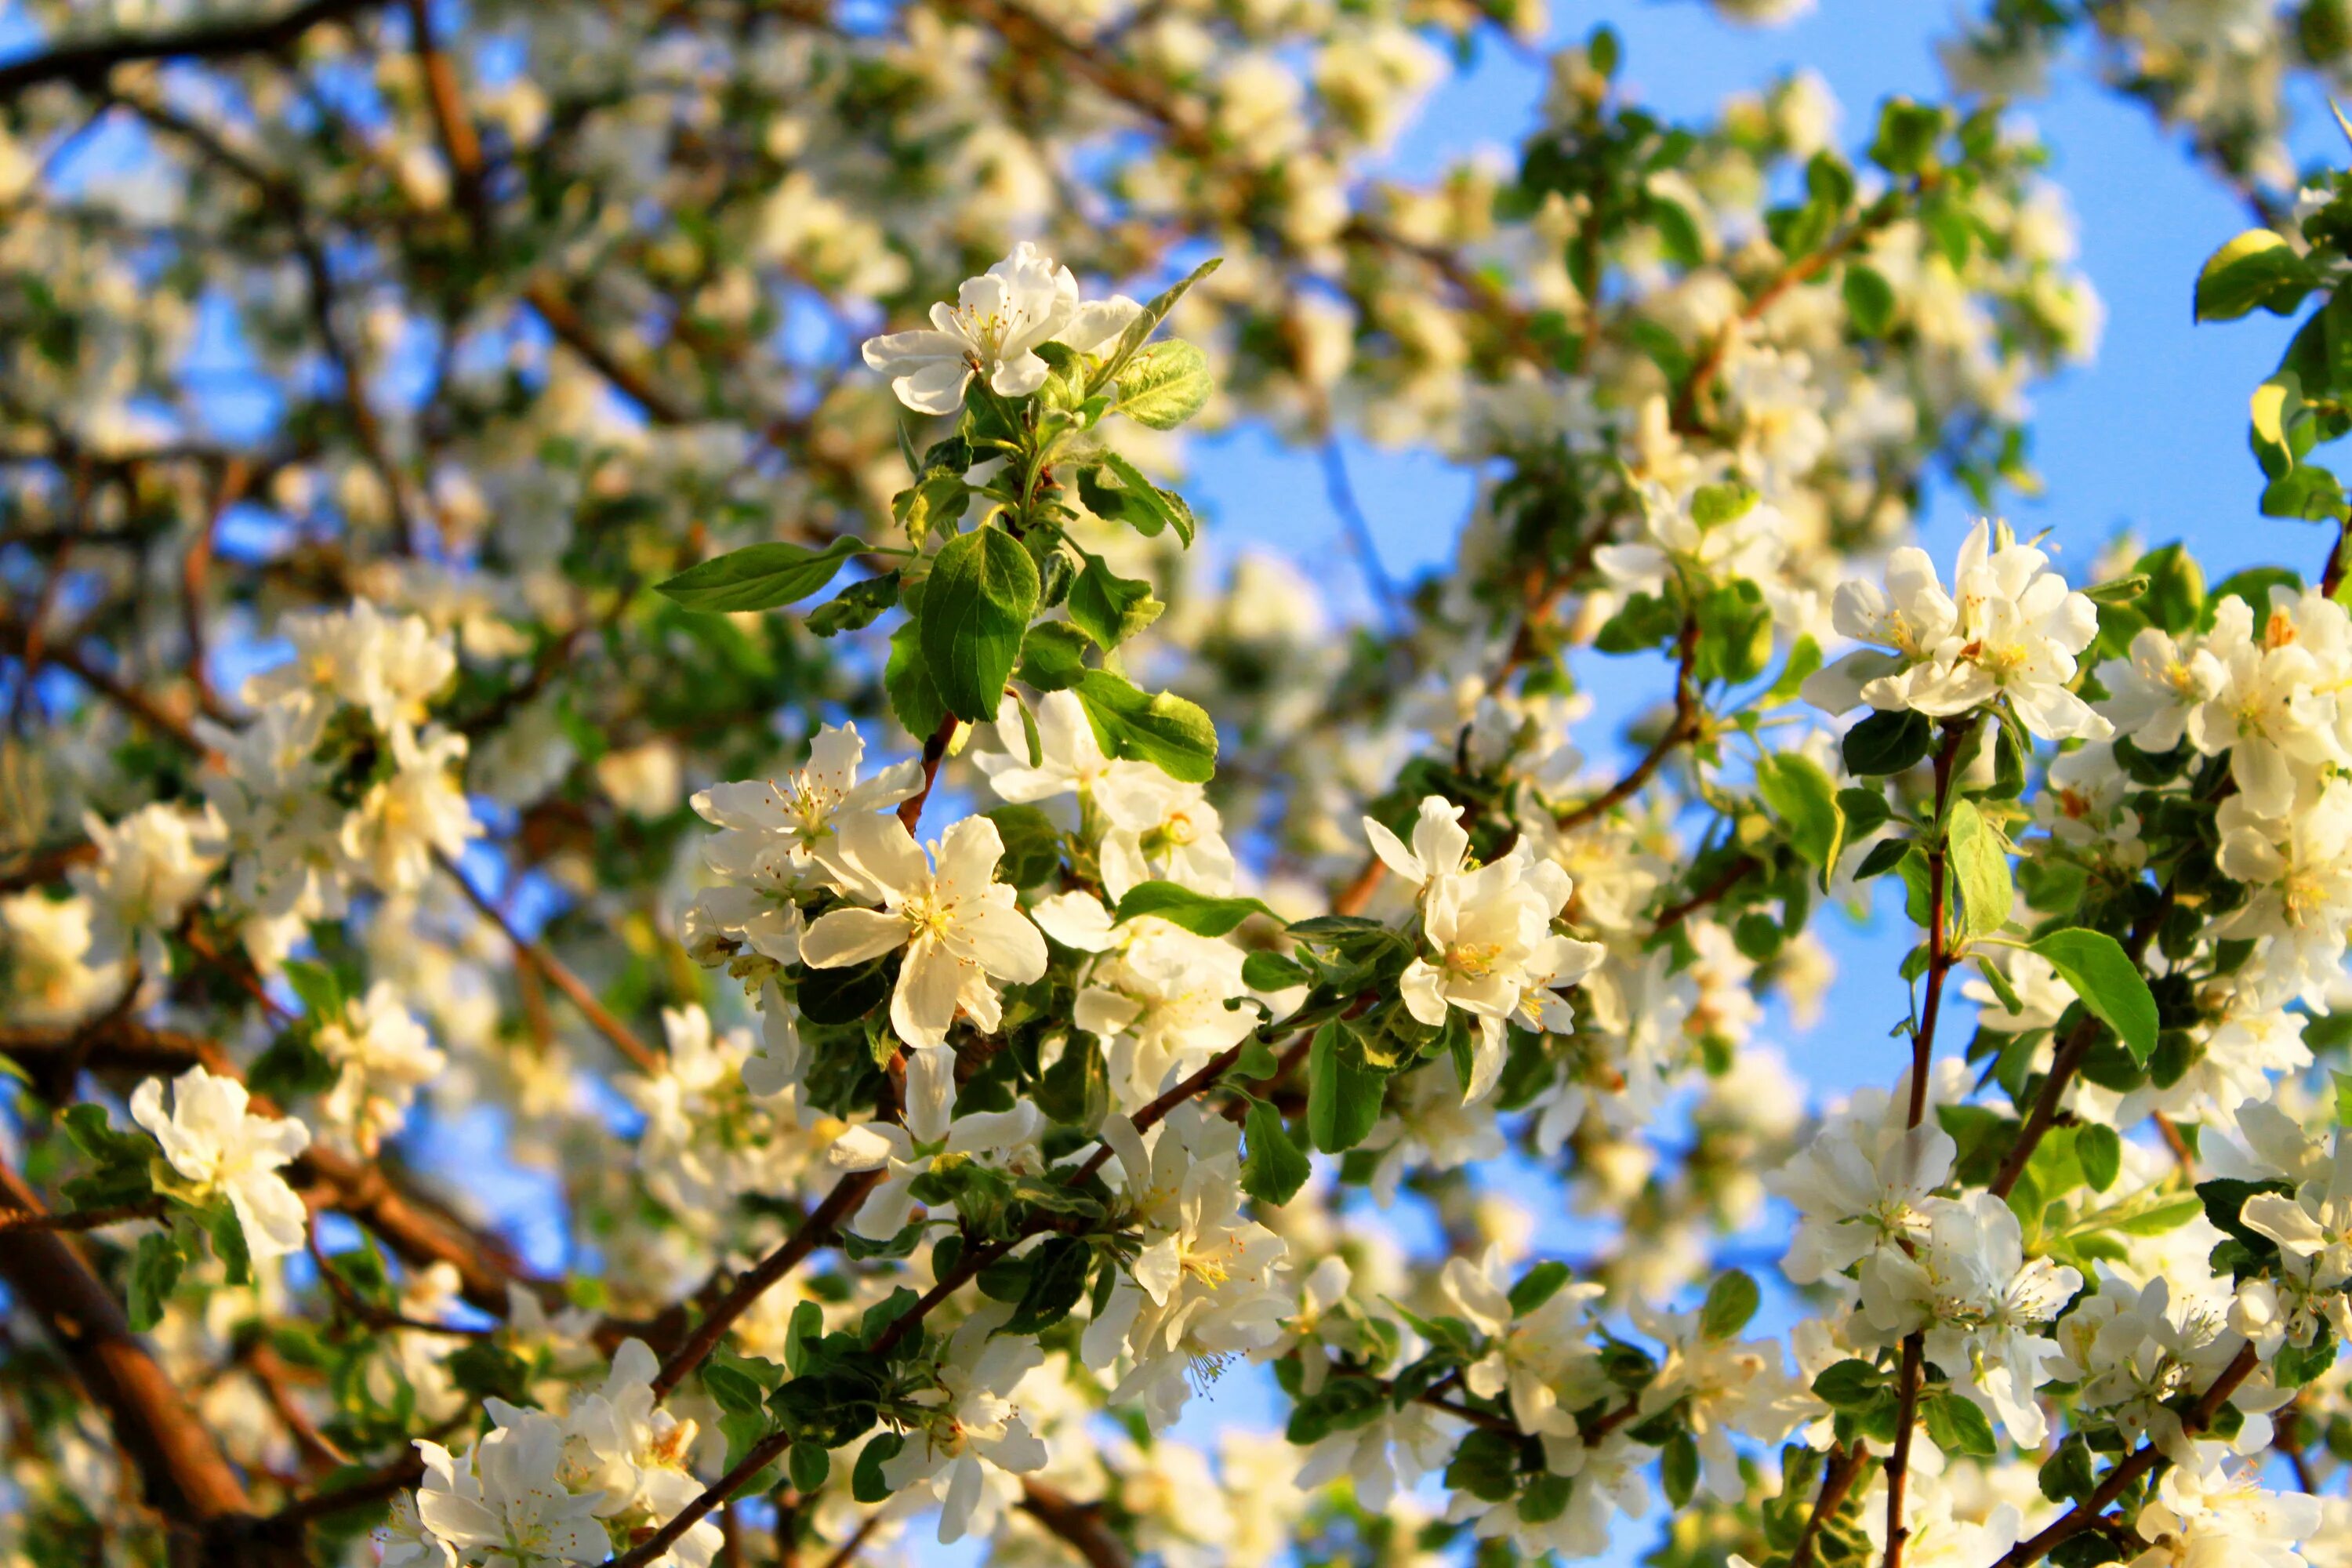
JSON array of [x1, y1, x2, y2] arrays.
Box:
[[5, 4, 2352, 1568]]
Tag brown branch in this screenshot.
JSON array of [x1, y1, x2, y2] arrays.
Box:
[[1987, 885, 2172, 1200], [437, 848, 664, 1074], [0, 1022, 543, 1316], [180, 457, 249, 725], [895, 713, 962, 833], [1788, 1443, 1871, 1568], [1020, 1479, 1131, 1568], [269, 1450, 426, 1530], [1675, 181, 1923, 433], [1990, 1344, 2262, 1568], [1652, 855, 1758, 931], [0, 1196, 167, 1234], [0, 838, 96, 892], [401, 0, 487, 238], [0, 607, 209, 755], [619, 1027, 1269, 1568], [1883, 721, 1971, 1568], [244, 1340, 351, 1471], [0, 0, 387, 101], [0, 1155, 308, 1566], [522, 277, 693, 425], [650, 1170, 883, 1399], [1555, 615, 1700, 833]]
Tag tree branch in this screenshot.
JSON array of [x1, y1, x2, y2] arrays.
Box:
[[0, 1155, 307, 1565], [1990, 1344, 2262, 1568], [437, 848, 664, 1074], [650, 1170, 882, 1399], [1019, 1479, 1131, 1568], [0, 0, 387, 102]]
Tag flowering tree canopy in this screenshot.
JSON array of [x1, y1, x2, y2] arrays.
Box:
[[7, 3, 2352, 1568]]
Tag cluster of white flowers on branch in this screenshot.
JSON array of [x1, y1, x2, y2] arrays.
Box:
[[5, 5, 2352, 1568]]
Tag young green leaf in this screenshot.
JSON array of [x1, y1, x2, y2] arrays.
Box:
[[1112, 880, 1277, 935], [2194, 229, 2318, 322], [127, 1229, 185, 1332], [2029, 928, 2158, 1062], [1700, 1269, 1759, 1339], [655, 537, 867, 613], [1067, 554, 1163, 648], [1755, 753, 1842, 870], [1073, 670, 1218, 783], [1305, 1021, 1384, 1153], [1076, 452, 1197, 546], [1241, 1099, 1312, 1206], [921, 527, 1039, 721], [1944, 799, 2012, 938], [1112, 338, 1213, 430]]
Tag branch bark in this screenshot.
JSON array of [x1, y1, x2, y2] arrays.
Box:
[[0, 0, 387, 101], [0, 1156, 305, 1565]]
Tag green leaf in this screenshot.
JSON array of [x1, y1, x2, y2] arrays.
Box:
[[788, 1442, 830, 1495], [1076, 452, 1197, 546], [1690, 481, 1759, 528], [783, 1301, 823, 1377], [1842, 708, 1933, 775], [2194, 230, 2318, 322], [1843, 263, 1896, 336], [1240, 951, 1309, 990], [1073, 670, 1217, 783], [207, 1204, 252, 1287], [1112, 880, 1277, 936], [1812, 1359, 1884, 1410], [885, 618, 947, 739], [805, 572, 902, 637], [1004, 1236, 1092, 1334], [2076, 1123, 2122, 1192], [1520, 1470, 1573, 1523], [1066, 555, 1164, 649], [655, 537, 866, 613], [1306, 1021, 1385, 1153], [851, 1433, 902, 1503], [1926, 1393, 1999, 1457], [1945, 799, 2012, 938], [1870, 97, 1947, 175], [2262, 464, 2344, 521], [1016, 622, 1090, 691], [61, 1102, 158, 1169], [1700, 1269, 1760, 1340], [1091, 258, 1220, 392], [281, 959, 344, 1020], [2029, 928, 2158, 1063], [1508, 1261, 1572, 1316], [891, 471, 970, 544], [1112, 338, 1212, 430], [1661, 1428, 1700, 1508], [704, 1348, 784, 1415], [1241, 1100, 1312, 1206], [127, 1230, 184, 1332], [984, 805, 1063, 889], [1755, 753, 1842, 870], [921, 528, 1039, 721]]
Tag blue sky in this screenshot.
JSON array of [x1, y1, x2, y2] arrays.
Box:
[[1192, 2, 2339, 1116]]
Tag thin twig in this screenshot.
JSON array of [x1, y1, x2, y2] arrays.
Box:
[[436, 850, 662, 1073], [650, 1171, 882, 1399], [0, 1197, 167, 1234], [1989, 1345, 2261, 1568], [1319, 438, 1404, 634]]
